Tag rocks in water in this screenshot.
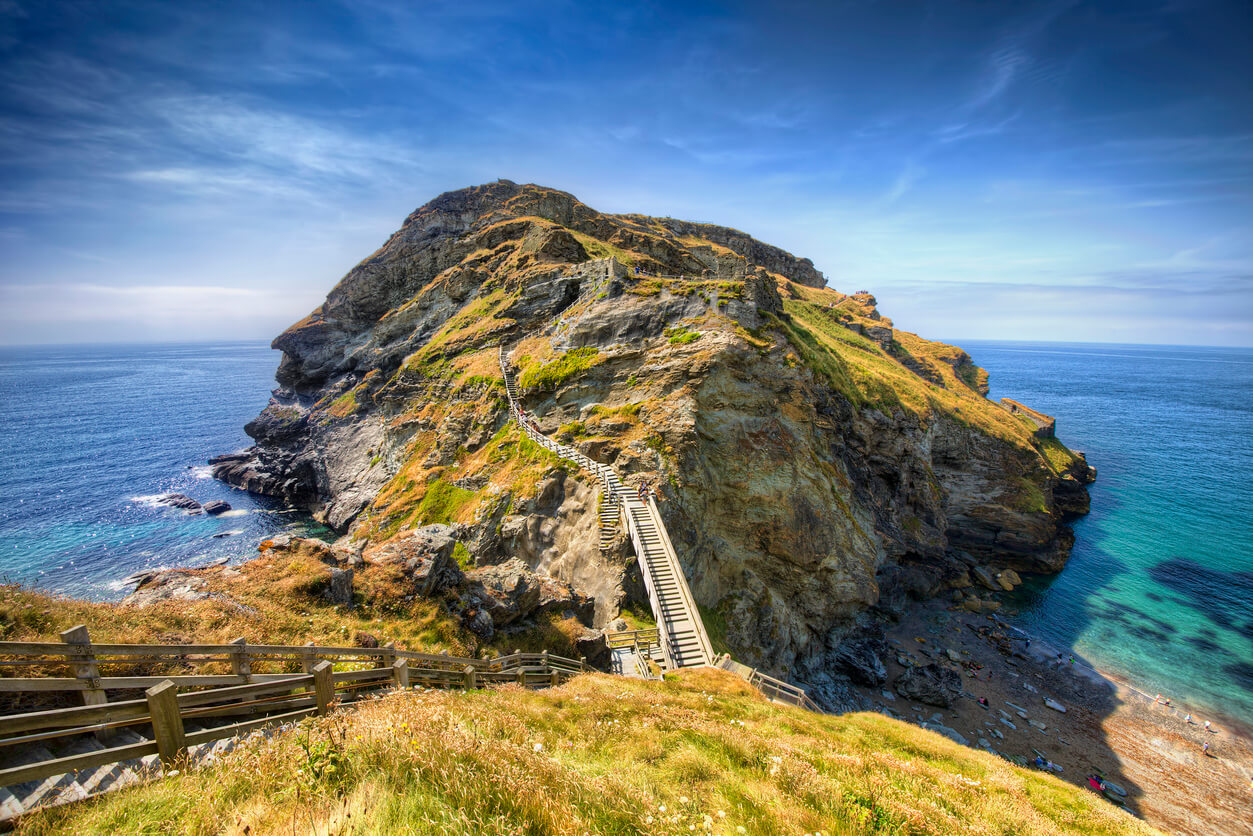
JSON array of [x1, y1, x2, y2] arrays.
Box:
[[211, 530, 243, 539], [202, 500, 231, 515], [832, 638, 888, 687], [329, 567, 354, 608], [971, 565, 1000, 591], [157, 493, 202, 513], [894, 663, 963, 708]]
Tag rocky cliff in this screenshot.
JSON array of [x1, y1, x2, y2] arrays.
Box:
[[214, 181, 1094, 701]]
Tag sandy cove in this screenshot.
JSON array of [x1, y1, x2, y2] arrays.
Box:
[[846, 598, 1253, 836]]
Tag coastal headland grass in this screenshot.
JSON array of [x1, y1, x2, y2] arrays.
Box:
[[13, 667, 1159, 836]]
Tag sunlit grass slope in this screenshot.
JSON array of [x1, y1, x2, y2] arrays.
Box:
[[18, 668, 1158, 836]]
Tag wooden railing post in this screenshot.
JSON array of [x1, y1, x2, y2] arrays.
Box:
[[312, 661, 334, 715], [300, 641, 317, 674], [516, 668, 526, 686], [381, 642, 396, 669], [550, 669, 560, 687], [463, 665, 477, 690], [229, 637, 251, 682], [146, 680, 186, 769], [392, 658, 409, 690], [579, 656, 587, 670], [59, 625, 107, 709]]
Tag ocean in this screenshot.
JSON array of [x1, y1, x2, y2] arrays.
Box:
[[0, 340, 1250, 728], [0, 342, 329, 599], [963, 341, 1253, 730]]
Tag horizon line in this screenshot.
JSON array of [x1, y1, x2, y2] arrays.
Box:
[[1, 336, 1251, 351]]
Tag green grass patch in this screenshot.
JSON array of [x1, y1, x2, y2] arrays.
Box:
[[1013, 477, 1049, 514], [517, 347, 599, 391], [410, 478, 475, 527], [1037, 437, 1079, 475], [665, 325, 702, 345]]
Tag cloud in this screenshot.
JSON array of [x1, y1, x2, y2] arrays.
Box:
[[0, 282, 314, 344], [880, 158, 926, 205]]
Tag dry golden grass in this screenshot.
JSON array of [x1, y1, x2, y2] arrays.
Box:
[[16, 668, 1161, 835]]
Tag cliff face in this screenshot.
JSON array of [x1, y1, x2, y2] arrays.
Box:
[[214, 180, 1093, 688]]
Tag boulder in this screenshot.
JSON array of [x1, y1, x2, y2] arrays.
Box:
[[353, 632, 379, 648], [574, 627, 612, 671], [537, 575, 596, 626], [925, 722, 969, 746], [124, 570, 242, 610], [894, 663, 963, 707], [832, 638, 887, 687], [971, 564, 1000, 591], [202, 500, 232, 515], [467, 558, 541, 626], [329, 567, 353, 608], [372, 524, 463, 596], [158, 494, 202, 513], [463, 607, 494, 639]]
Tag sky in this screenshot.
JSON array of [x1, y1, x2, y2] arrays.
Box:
[[1, 0, 1250, 347]]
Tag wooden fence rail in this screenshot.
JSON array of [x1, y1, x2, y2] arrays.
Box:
[[0, 626, 594, 807]]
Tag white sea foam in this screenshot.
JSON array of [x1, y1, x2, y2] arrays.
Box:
[[130, 494, 167, 508], [216, 509, 249, 518], [190, 466, 214, 479]]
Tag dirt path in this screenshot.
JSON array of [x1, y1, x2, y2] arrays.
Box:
[[852, 600, 1253, 836]]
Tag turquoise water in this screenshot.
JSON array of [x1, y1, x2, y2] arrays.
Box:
[[963, 341, 1253, 730], [1, 340, 1250, 729], [0, 342, 328, 599]]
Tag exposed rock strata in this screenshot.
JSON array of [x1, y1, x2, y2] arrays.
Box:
[[214, 181, 1094, 693]]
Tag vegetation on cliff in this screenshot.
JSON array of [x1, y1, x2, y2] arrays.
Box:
[[15, 668, 1154, 836]]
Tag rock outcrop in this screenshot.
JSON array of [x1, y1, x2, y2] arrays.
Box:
[[214, 181, 1093, 689]]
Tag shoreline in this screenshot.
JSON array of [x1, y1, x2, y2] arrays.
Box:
[[854, 596, 1253, 836]]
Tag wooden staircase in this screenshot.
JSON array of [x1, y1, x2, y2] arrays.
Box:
[[499, 346, 715, 670], [597, 490, 620, 555]]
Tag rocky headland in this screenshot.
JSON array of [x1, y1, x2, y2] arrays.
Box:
[[211, 180, 1096, 707]]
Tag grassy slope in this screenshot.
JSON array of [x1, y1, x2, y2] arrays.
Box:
[[16, 668, 1158, 836], [774, 284, 1086, 476]]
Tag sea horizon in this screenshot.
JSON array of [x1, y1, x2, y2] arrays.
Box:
[[4, 336, 1252, 351]]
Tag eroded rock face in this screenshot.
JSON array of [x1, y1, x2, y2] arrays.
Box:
[[215, 181, 1092, 688], [371, 525, 464, 597], [894, 663, 963, 707]]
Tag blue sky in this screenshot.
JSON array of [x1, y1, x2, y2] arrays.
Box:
[[1, 0, 1250, 346]]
